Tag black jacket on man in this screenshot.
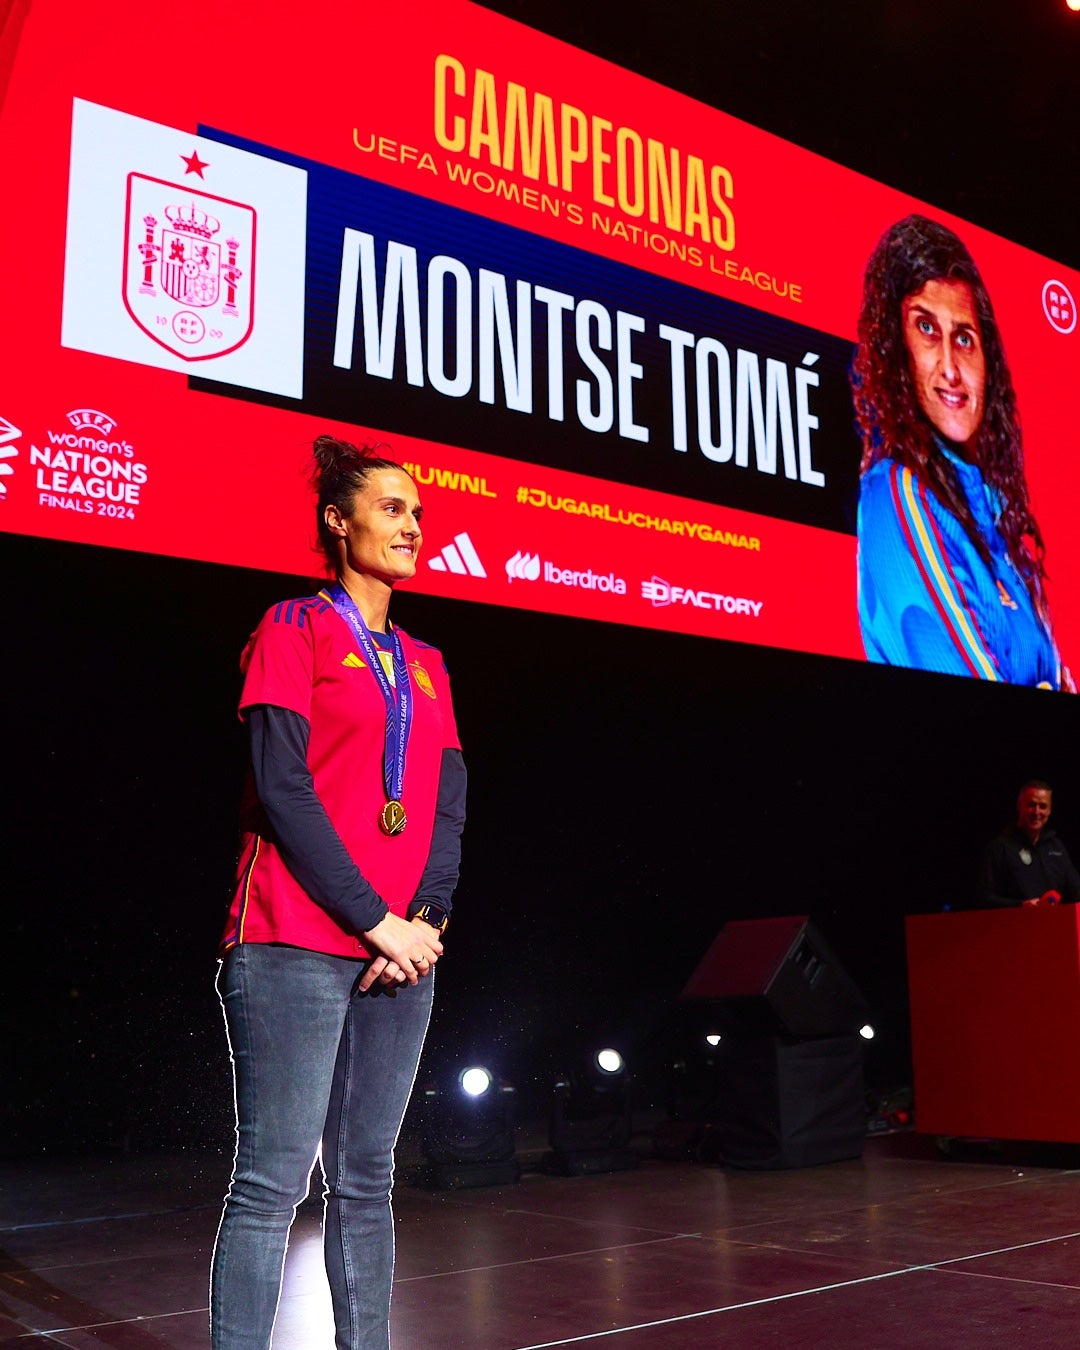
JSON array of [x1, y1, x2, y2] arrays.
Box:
[[978, 826, 1080, 908]]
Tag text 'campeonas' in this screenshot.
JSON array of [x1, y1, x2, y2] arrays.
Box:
[[433, 55, 736, 251]]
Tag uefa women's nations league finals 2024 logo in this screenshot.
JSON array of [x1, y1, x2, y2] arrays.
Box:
[[61, 99, 308, 400], [0, 404, 149, 522], [19, 409, 150, 522]]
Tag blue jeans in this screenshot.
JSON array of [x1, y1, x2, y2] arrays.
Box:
[[210, 944, 433, 1349]]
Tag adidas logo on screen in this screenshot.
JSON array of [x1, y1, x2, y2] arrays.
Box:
[[427, 532, 487, 578]]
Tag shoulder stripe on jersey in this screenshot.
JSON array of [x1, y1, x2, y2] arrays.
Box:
[[272, 596, 330, 629], [891, 465, 999, 680]]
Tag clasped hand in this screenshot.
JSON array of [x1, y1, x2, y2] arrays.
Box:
[[359, 912, 444, 992]]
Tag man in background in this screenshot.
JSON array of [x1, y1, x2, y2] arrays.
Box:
[[978, 781, 1080, 908]]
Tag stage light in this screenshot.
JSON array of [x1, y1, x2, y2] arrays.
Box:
[[416, 1064, 520, 1189], [859, 1024, 875, 1040], [543, 1049, 639, 1176], [460, 1065, 493, 1096], [1068, 0, 1080, 13], [705, 1033, 722, 1047]]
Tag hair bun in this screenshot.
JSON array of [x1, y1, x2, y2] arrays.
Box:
[[312, 434, 364, 482], [309, 435, 405, 570]]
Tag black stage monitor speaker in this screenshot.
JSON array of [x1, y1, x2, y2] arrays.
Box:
[[717, 1034, 866, 1169], [680, 915, 868, 1038]]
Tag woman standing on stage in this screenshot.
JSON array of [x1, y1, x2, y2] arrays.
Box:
[[853, 214, 1067, 688], [211, 436, 466, 1348]]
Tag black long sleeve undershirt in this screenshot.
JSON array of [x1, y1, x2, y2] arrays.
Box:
[[408, 745, 466, 918], [247, 704, 465, 935]]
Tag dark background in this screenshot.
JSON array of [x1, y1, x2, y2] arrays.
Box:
[[4, 0, 1080, 1156]]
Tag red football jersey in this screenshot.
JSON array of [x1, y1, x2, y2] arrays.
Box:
[[222, 594, 460, 957]]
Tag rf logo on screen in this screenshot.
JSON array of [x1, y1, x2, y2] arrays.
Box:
[[1042, 280, 1077, 335]]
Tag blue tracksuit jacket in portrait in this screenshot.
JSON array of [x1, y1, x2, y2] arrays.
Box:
[[858, 447, 1060, 687]]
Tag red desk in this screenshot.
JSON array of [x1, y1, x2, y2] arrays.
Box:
[[906, 906, 1080, 1142]]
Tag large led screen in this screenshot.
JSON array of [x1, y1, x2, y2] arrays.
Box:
[[1, 0, 1077, 685]]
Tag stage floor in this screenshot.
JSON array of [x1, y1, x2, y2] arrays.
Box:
[[3, 1129, 1080, 1347]]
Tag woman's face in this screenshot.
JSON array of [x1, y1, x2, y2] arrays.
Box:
[[331, 468, 423, 583], [901, 278, 987, 447]]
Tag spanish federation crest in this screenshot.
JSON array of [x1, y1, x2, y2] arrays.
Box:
[[410, 661, 437, 699], [123, 173, 255, 361]]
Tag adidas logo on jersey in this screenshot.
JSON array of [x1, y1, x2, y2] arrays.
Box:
[[427, 532, 487, 578], [342, 649, 395, 680]]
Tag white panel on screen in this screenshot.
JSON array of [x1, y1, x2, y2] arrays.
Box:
[[62, 99, 307, 399]]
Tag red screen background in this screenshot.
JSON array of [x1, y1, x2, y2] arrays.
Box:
[[1, 0, 1076, 673]]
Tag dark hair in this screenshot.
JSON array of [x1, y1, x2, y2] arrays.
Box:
[[310, 434, 404, 569], [1019, 780, 1052, 794], [851, 214, 1046, 607]]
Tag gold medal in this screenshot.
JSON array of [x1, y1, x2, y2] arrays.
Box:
[[379, 799, 407, 836]]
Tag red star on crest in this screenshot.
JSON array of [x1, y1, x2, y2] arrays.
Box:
[[181, 149, 210, 178]]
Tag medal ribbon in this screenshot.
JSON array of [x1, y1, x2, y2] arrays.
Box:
[[326, 585, 413, 808]]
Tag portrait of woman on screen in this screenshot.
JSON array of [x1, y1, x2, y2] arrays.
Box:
[[851, 213, 1069, 690]]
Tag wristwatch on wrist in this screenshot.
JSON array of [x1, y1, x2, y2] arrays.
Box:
[[413, 902, 450, 934]]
